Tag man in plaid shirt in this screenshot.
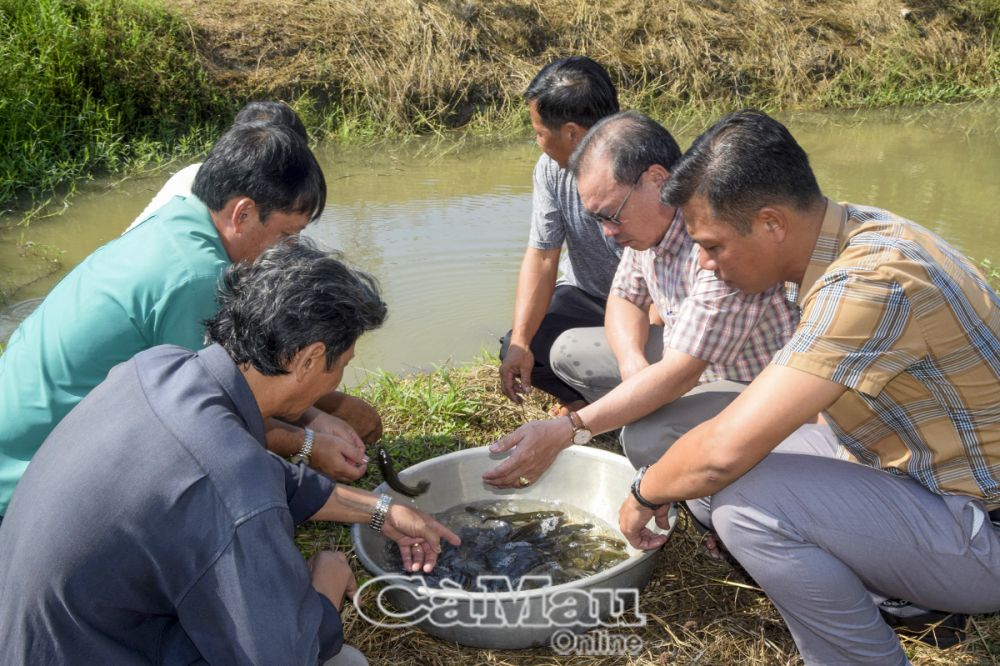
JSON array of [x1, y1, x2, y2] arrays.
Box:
[[483, 111, 799, 487], [619, 110, 1000, 664]]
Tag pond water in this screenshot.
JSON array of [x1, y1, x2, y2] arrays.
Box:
[[2, 102, 999, 386]]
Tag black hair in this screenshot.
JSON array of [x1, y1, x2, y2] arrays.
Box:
[[569, 110, 682, 185], [661, 109, 823, 234], [191, 121, 326, 222], [233, 100, 309, 142], [524, 56, 619, 130], [205, 237, 387, 375]]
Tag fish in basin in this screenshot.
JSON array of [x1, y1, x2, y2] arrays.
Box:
[[383, 500, 629, 591]]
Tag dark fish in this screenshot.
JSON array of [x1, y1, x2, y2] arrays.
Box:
[[384, 500, 630, 591], [375, 446, 430, 498]]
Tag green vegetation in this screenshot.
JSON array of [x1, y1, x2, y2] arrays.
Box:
[[0, 0, 227, 214], [3, 0, 1000, 213]]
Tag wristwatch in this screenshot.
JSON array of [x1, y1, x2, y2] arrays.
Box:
[[567, 411, 592, 445], [630, 465, 665, 510], [369, 493, 392, 533], [289, 427, 315, 466]]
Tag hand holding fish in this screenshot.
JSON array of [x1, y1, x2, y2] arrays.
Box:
[[482, 417, 572, 488], [300, 410, 369, 481], [382, 504, 462, 573]]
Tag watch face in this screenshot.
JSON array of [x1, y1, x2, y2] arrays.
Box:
[[572, 428, 592, 445]]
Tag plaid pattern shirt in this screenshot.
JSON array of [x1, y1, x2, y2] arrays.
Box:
[[772, 200, 1000, 506], [609, 209, 799, 383]]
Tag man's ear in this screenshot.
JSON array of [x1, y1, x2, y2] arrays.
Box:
[[230, 197, 257, 234], [562, 121, 586, 143], [755, 207, 788, 242], [647, 164, 670, 186], [290, 342, 328, 381]]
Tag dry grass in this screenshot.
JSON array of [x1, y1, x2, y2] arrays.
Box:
[[165, 0, 1000, 137], [295, 357, 1000, 665]]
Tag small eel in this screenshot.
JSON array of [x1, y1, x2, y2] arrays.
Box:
[[376, 446, 430, 498]]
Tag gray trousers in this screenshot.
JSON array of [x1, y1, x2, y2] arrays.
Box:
[[323, 645, 368, 666], [687, 425, 1000, 665], [550, 326, 747, 467]]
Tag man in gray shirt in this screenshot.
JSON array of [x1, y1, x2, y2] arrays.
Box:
[[0, 239, 459, 665], [499, 56, 623, 415]]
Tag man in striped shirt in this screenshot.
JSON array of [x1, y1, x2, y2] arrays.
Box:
[[483, 111, 799, 488], [620, 109, 1000, 665]]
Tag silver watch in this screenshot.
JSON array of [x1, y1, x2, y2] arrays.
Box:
[[369, 493, 392, 533], [289, 428, 315, 466]]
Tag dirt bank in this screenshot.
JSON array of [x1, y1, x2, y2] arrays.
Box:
[[168, 0, 1000, 133]]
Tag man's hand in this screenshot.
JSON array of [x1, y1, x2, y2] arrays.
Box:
[[302, 410, 368, 481], [482, 418, 571, 488], [311, 430, 368, 482], [618, 494, 670, 550], [309, 550, 357, 611], [313, 392, 383, 445], [499, 343, 534, 403], [382, 504, 461, 574]]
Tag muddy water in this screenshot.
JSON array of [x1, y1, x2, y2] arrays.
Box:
[[2, 103, 999, 385]]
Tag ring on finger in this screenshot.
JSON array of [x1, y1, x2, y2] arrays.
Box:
[[518, 476, 531, 487]]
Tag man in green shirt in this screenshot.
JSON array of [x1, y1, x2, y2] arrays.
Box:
[[0, 118, 369, 518]]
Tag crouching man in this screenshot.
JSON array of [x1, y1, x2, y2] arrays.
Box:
[[620, 110, 1000, 664], [0, 238, 459, 665]]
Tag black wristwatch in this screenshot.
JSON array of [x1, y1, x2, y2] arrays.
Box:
[[630, 465, 664, 510]]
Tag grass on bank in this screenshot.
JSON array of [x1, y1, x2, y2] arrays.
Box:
[[172, 0, 1000, 141], [295, 354, 1000, 666], [0, 0, 230, 215], [4, 0, 1000, 215]]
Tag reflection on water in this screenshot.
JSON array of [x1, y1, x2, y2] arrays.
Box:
[[307, 139, 537, 384], [2, 103, 999, 384]]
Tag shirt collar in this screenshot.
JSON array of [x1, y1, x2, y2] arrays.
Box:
[[197, 344, 267, 446], [796, 199, 849, 305], [653, 207, 687, 257]]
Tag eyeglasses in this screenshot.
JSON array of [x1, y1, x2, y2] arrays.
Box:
[[590, 178, 640, 227]]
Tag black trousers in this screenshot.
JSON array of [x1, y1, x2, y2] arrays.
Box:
[[499, 284, 607, 404]]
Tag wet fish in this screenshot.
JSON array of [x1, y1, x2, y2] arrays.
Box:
[[375, 446, 430, 498], [385, 500, 629, 591]]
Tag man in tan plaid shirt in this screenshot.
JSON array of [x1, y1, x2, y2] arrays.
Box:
[[620, 109, 1000, 665]]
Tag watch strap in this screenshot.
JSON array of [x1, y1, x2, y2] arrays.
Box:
[[631, 465, 664, 510], [291, 427, 315, 466], [369, 493, 392, 533]]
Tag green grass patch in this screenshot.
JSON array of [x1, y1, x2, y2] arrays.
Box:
[[0, 0, 228, 215]]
